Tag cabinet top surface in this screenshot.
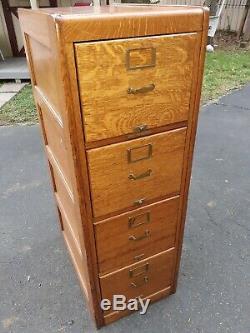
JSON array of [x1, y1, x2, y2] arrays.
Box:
[[19, 5, 208, 43], [20, 5, 205, 18]]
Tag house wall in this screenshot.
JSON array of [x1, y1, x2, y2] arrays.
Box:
[[0, 2, 12, 57], [0, 0, 83, 57], [112, 0, 248, 32], [2, 0, 246, 58]]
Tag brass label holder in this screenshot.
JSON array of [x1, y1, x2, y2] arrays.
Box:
[[126, 47, 156, 70], [128, 211, 150, 228], [127, 143, 152, 163], [129, 262, 149, 278]]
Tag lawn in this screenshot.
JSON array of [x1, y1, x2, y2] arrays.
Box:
[[202, 50, 250, 102], [0, 50, 249, 125], [0, 84, 37, 125]]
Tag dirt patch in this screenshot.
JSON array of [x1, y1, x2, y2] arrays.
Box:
[[214, 31, 250, 51]]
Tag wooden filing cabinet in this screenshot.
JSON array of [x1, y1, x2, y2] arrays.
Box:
[[19, 5, 208, 328]]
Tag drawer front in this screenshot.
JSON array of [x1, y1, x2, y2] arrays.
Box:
[[100, 249, 175, 314], [95, 196, 179, 275], [75, 33, 198, 142], [87, 128, 186, 217]]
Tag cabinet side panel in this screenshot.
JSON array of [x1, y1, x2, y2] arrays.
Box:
[[28, 38, 62, 116], [172, 9, 209, 291], [19, 10, 93, 313], [56, 40, 104, 327]]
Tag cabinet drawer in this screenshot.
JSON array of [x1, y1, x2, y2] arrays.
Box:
[[100, 248, 175, 314], [75, 33, 198, 142], [87, 128, 186, 217], [95, 196, 179, 275]]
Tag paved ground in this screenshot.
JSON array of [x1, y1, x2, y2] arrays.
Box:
[[0, 83, 26, 108], [0, 85, 250, 333], [0, 58, 30, 80]]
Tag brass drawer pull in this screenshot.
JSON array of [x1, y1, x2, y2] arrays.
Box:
[[129, 262, 149, 277], [129, 230, 150, 241], [130, 276, 149, 288], [134, 124, 148, 133], [133, 198, 145, 206], [134, 253, 145, 261], [128, 212, 150, 228], [127, 83, 155, 95], [128, 169, 152, 181]]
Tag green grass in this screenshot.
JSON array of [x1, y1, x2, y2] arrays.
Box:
[[0, 84, 37, 125], [0, 50, 249, 125], [203, 50, 250, 102]]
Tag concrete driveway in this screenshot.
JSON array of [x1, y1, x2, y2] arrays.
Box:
[[0, 85, 250, 333]]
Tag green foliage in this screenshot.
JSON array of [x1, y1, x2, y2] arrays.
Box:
[[0, 84, 37, 125], [203, 50, 250, 102]]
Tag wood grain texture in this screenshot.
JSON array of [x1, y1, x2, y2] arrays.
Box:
[[56, 6, 204, 43], [87, 128, 186, 217], [172, 9, 210, 293], [19, 5, 209, 328], [28, 37, 62, 117], [55, 42, 105, 327], [76, 33, 197, 142], [95, 196, 179, 275], [19, 8, 104, 327], [100, 248, 175, 315]]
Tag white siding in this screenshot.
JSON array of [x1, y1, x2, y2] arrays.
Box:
[[0, 2, 12, 57], [0, 0, 246, 59], [111, 0, 248, 32]]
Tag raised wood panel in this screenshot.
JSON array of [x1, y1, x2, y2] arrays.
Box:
[[87, 128, 186, 217], [75, 33, 197, 142], [39, 103, 73, 193], [95, 196, 179, 275], [100, 248, 175, 315], [60, 209, 89, 298], [19, 10, 104, 327], [51, 161, 81, 245], [28, 37, 62, 117]]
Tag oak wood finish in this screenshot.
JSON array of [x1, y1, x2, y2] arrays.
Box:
[[103, 285, 172, 324], [87, 128, 186, 217], [95, 196, 179, 274], [100, 248, 176, 314], [19, 5, 208, 328], [75, 34, 197, 142]]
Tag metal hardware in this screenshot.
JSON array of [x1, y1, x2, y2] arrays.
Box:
[[130, 276, 149, 288], [127, 144, 152, 163], [134, 124, 148, 133], [129, 262, 149, 278], [128, 212, 150, 229], [134, 253, 145, 261], [128, 169, 152, 181], [126, 47, 156, 70], [134, 198, 145, 206], [129, 230, 150, 241], [127, 83, 155, 95]]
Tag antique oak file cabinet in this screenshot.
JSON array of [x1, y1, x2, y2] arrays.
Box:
[[19, 5, 208, 327]]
